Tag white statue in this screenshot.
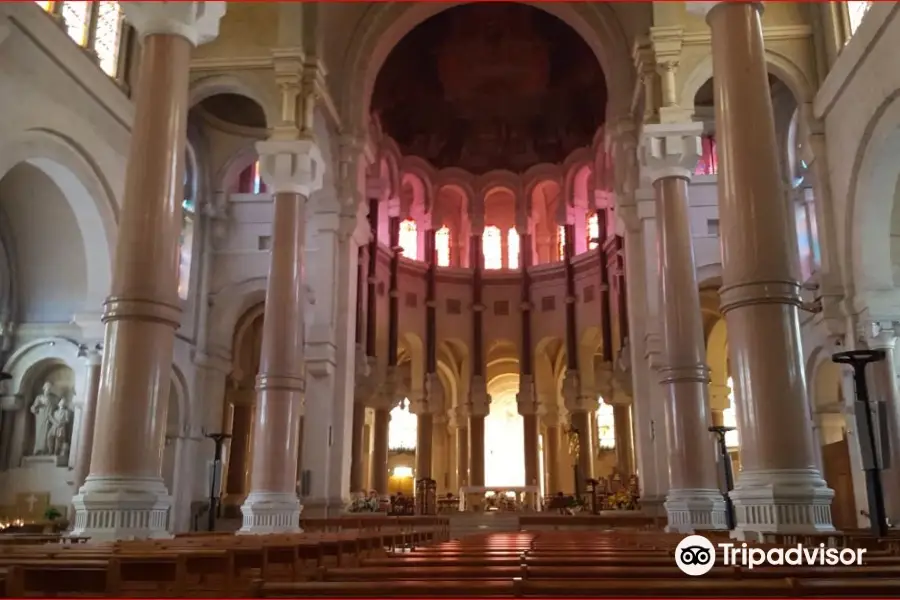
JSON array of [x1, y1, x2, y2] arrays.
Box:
[[47, 398, 72, 458], [29, 382, 54, 455]]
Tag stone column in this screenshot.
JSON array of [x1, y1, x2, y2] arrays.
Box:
[[562, 371, 595, 491], [224, 399, 255, 505], [70, 345, 102, 519], [640, 122, 726, 531], [412, 386, 435, 481], [240, 139, 325, 533], [612, 403, 635, 476], [370, 405, 390, 496], [349, 402, 367, 494], [544, 412, 562, 494], [71, 2, 226, 540], [467, 377, 489, 488], [694, 0, 834, 536], [453, 407, 469, 490], [863, 322, 900, 523], [518, 375, 540, 490]]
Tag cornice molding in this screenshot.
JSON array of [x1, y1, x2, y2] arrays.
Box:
[[682, 24, 813, 46]]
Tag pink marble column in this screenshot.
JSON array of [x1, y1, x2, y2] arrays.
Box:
[[864, 323, 900, 523], [371, 407, 390, 495], [240, 139, 324, 533], [71, 2, 225, 540], [641, 122, 726, 531], [696, 0, 834, 536], [69, 346, 101, 519]]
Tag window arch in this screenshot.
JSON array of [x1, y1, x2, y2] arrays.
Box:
[[388, 399, 417, 451], [507, 228, 520, 270], [435, 226, 451, 267], [399, 219, 418, 260], [695, 135, 718, 176], [847, 1, 872, 36], [595, 398, 615, 450], [483, 226, 502, 270], [37, 1, 125, 78], [237, 160, 266, 195]]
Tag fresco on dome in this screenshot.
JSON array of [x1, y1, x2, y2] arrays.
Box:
[[372, 4, 607, 174]]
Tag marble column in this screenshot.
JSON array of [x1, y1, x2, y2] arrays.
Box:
[[349, 402, 367, 494], [518, 376, 540, 490], [224, 399, 254, 505], [544, 413, 562, 494], [70, 346, 102, 519], [71, 2, 225, 540], [695, 0, 834, 536], [413, 385, 435, 482], [864, 322, 900, 523], [640, 122, 726, 531], [240, 139, 325, 533], [371, 406, 390, 495], [467, 224, 490, 494], [612, 403, 635, 476], [454, 407, 469, 490]]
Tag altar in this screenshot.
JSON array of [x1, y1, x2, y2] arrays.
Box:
[[458, 485, 542, 512]]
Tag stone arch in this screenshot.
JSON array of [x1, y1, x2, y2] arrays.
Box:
[[206, 277, 268, 360], [679, 49, 814, 114], [399, 331, 425, 395], [0, 129, 117, 314], [188, 74, 277, 128], [340, 1, 635, 140], [846, 90, 900, 294]]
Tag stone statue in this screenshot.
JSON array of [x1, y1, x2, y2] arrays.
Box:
[[29, 382, 54, 455], [47, 398, 72, 458]]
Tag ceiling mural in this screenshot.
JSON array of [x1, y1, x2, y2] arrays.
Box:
[[372, 4, 607, 175]]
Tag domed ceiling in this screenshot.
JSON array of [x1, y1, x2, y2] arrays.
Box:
[[371, 4, 607, 175]]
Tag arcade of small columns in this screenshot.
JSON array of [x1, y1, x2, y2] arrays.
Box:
[[67, 1, 839, 539]]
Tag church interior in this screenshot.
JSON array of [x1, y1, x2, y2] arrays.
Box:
[[0, 0, 899, 596]]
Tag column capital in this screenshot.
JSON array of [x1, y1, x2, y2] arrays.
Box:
[[861, 320, 900, 350], [122, 2, 226, 46], [639, 122, 703, 184], [516, 374, 538, 416], [78, 344, 103, 367], [256, 139, 325, 197], [708, 383, 732, 411], [465, 375, 491, 417]]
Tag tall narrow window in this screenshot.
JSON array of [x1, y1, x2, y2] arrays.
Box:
[[557, 225, 567, 261], [587, 213, 599, 250], [847, 1, 872, 36], [399, 219, 418, 260], [724, 376, 740, 449], [252, 160, 263, 194], [695, 135, 718, 176], [179, 152, 196, 301], [507, 228, 520, 270], [61, 1, 91, 46], [237, 160, 267, 194], [435, 226, 451, 267], [595, 398, 616, 450], [94, 2, 123, 77], [483, 226, 502, 270]]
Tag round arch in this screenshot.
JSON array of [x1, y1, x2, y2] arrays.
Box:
[[0, 129, 117, 310], [206, 277, 268, 360], [340, 1, 635, 138], [188, 74, 277, 128]]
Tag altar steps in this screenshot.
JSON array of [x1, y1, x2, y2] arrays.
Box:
[[448, 512, 521, 540]]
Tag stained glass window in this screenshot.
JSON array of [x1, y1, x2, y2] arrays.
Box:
[[848, 2, 872, 35], [483, 226, 502, 270], [507, 228, 520, 270], [178, 152, 195, 301], [399, 219, 418, 260], [557, 225, 567, 261], [724, 377, 740, 448], [252, 160, 263, 194], [34, 1, 54, 12], [595, 398, 616, 450], [435, 226, 451, 267], [62, 1, 90, 46], [388, 399, 417, 451], [695, 135, 718, 176], [94, 2, 123, 77], [587, 213, 599, 250]]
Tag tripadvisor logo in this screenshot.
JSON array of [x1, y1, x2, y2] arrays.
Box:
[[674, 534, 867, 576]]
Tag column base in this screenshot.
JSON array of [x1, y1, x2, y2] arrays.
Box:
[[70, 476, 172, 541], [664, 488, 729, 532], [238, 491, 303, 534], [730, 468, 835, 540]]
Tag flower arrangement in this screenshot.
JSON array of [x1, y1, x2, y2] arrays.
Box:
[[346, 492, 380, 513], [603, 489, 639, 511]]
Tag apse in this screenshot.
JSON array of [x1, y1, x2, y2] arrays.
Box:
[[371, 3, 607, 174]]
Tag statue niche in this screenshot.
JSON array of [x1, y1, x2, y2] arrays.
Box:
[[28, 381, 72, 461]]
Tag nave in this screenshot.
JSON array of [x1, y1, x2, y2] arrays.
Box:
[[2, 520, 900, 596]]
